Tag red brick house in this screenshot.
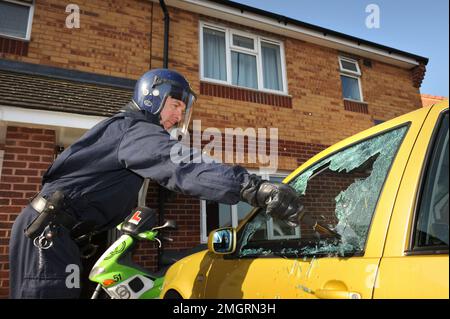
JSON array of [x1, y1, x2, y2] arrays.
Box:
[[421, 94, 447, 107], [0, 0, 427, 297]]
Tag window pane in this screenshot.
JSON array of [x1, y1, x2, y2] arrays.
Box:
[[414, 113, 449, 249], [340, 59, 359, 73], [231, 51, 257, 89], [232, 34, 254, 50], [0, 1, 30, 39], [341, 75, 362, 101], [237, 201, 253, 224], [203, 28, 227, 81], [261, 42, 283, 91], [269, 217, 298, 238], [237, 126, 408, 258], [206, 201, 233, 234]]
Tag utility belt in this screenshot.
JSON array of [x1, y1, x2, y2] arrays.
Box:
[[25, 190, 98, 259]]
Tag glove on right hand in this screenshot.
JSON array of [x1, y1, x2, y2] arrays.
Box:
[[240, 174, 304, 227]]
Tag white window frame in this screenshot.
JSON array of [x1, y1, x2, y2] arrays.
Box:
[[339, 56, 364, 102], [200, 170, 292, 244], [230, 30, 258, 54], [199, 23, 229, 85], [339, 56, 361, 76], [0, 0, 35, 41], [200, 21, 288, 95], [229, 30, 259, 90], [0, 150, 4, 179]]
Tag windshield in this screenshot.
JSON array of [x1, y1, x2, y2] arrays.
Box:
[[236, 125, 409, 258]]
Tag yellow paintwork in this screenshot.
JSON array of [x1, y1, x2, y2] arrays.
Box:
[[374, 101, 449, 298], [161, 101, 449, 299]]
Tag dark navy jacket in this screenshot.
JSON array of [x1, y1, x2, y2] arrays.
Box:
[[40, 110, 248, 231]]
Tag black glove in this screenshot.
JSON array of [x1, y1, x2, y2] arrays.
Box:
[[240, 174, 304, 227]]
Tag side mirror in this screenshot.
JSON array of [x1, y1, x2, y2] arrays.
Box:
[[162, 219, 177, 230], [208, 228, 236, 255], [152, 219, 177, 231]]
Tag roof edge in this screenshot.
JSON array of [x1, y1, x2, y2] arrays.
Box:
[[208, 0, 429, 65], [167, 0, 428, 66], [0, 59, 136, 90]]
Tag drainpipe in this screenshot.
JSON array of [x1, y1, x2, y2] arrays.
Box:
[[156, 0, 170, 271], [157, 187, 165, 271], [159, 0, 170, 69], [157, 187, 174, 271]]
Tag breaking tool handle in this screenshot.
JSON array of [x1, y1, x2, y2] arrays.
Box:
[[299, 212, 341, 239]]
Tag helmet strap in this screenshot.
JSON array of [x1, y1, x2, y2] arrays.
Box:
[[122, 100, 142, 112]]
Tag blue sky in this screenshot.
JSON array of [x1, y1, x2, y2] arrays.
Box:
[[235, 0, 449, 97]]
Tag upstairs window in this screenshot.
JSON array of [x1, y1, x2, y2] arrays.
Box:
[[202, 27, 227, 82], [339, 56, 363, 102], [230, 33, 258, 89], [0, 0, 34, 41], [201, 22, 287, 94]]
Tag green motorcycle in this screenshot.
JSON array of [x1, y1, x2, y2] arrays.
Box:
[[89, 207, 176, 299]]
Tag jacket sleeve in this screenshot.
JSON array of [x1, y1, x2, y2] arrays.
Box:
[[117, 120, 249, 205]]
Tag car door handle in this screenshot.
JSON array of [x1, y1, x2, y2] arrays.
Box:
[[315, 289, 361, 299]]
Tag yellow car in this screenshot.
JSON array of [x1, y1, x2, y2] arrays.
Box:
[[161, 101, 449, 299]]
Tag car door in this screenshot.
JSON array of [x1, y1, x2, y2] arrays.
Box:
[[374, 104, 449, 298], [203, 107, 430, 299]]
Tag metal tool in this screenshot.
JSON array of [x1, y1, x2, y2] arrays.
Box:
[[299, 211, 341, 239]]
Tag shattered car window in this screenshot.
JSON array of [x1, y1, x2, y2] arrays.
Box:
[[237, 125, 409, 258]]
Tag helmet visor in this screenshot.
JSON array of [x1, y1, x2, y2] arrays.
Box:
[[176, 92, 196, 137]]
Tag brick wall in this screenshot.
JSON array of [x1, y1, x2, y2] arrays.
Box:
[[160, 194, 201, 251], [299, 169, 371, 238], [0, 126, 56, 298], [1, 0, 153, 78]]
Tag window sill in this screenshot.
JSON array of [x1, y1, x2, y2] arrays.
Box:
[[200, 81, 292, 108], [343, 99, 369, 114], [0, 32, 30, 42], [0, 35, 29, 56]]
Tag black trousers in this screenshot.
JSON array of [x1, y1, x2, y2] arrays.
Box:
[[9, 205, 82, 299]]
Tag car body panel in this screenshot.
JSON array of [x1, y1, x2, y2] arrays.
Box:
[[202, 256, 383, 299], [160, 101, 449, 299], [161, 250, 213, 299], [374, 101, 449, 298], [201, 105, 431, 299]]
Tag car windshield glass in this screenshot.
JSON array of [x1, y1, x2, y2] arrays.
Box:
[[237, 125, 408, 258]]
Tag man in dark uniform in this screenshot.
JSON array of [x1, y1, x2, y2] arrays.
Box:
[[9, 69, 303, 298]]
